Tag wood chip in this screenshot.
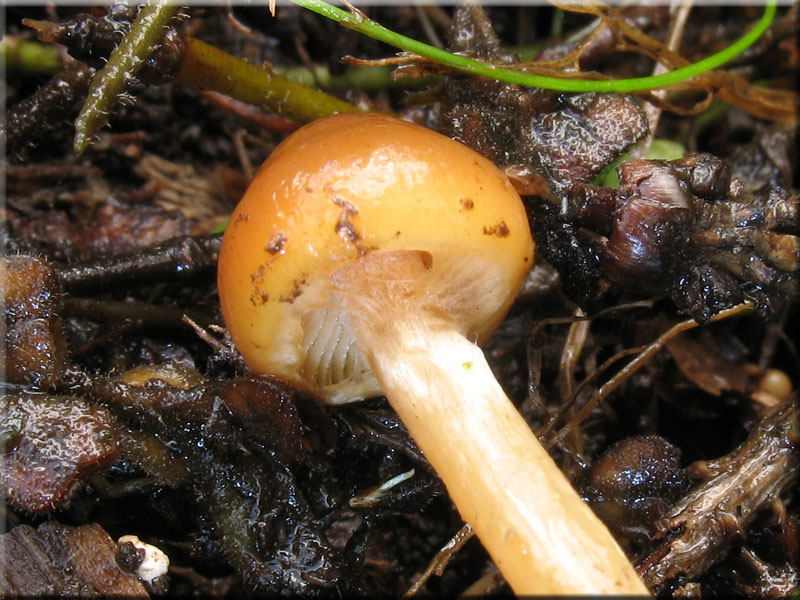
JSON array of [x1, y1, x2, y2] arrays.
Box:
[[0, 522, 148, 596]]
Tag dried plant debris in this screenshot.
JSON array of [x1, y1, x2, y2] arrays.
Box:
[[637, 398, 798, 593], [0, 391, 120, 513], [665, 334, 753, 397], [437, 6, 649, 198], [2, 255, 67, 387], [2, 61, 94, 156], [0, 522, 148, 597], [133, 154, 232, 221], [56, 233, 222, 293], [54, 368, 445, 595], [8, 198, 191, 263], [727, 124, 797, 196], [61, 371, 344, 594], [429, 7, 797, 324], [531, 148, 798, 322]]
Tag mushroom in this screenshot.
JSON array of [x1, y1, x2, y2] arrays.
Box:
[[217, 113, 648, 595]]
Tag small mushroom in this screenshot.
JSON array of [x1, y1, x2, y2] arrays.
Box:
[[217, 113, 647, 594]]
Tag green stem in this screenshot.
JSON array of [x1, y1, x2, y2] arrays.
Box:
[[174, 37, 361, 123], [274, 63, 437, 91], [290, 0, 776, 93], [1, 36, 63, 75], [74, 2, 180, 154]]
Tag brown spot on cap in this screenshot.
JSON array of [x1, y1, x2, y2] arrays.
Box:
[[250, 290, 269, 305], [483, 221, 510, 237], [279, 277, 307, 303], [460, 197, 475, 210], [265, 232, 287, 255], [333, 197, 360, 244], [250, 264, 268, 284]]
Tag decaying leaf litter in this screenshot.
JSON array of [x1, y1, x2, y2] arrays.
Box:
[[1, 3, 798, 597]]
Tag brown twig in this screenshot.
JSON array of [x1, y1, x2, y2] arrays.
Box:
[[637, 396, 799, 589], [548, 302, 755, 449], [403, 524, 474, 596]]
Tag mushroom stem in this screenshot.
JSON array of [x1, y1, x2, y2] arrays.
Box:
[[334, 251, 648, 595]]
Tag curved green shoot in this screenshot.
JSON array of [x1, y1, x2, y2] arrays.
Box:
[[290, 0, 776, 93], [74, 2, 180, 153]]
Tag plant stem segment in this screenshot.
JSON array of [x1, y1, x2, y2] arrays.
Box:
[[290, 0, 776, 93], [74, 2, 179, 154], [175, 37, 361, 124]]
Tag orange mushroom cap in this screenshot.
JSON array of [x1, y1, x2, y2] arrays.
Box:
[[218, 112, 534, 403]]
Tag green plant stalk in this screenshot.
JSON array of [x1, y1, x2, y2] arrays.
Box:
[[273, 63, 437, 91], [290, 0, 776, 93], [174, 37, 361, 123], [1, 37, 63, 75], [74, 2, 179, 154]]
